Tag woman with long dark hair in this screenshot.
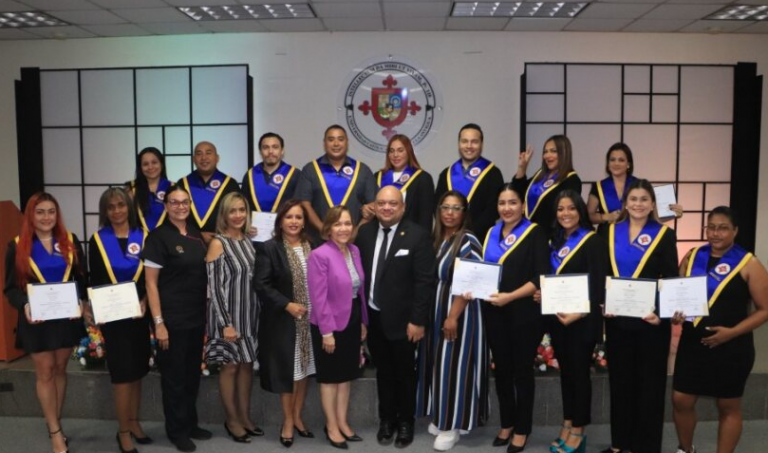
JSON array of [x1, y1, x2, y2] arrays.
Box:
[[129, 147, 172, 232]]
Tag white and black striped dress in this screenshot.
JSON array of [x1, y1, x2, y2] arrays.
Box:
[[291, 246, 316, 380], [205, 235, 259, 364]]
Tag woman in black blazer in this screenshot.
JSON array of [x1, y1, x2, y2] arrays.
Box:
[[254, 199, 316, 447]]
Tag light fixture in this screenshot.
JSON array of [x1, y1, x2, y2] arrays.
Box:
[[0, 11, 69, 28], [451, 2, 588, 18], [706, 4, 768, 21], [178, 4, 316, 21]]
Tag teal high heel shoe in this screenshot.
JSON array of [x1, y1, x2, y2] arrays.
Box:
[[549, 425, 570, 453], [556, 432, 586, 453]]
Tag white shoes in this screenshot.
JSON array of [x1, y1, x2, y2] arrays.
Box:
[[428, 423, 440, 436], [433, 429, 460, 451], [675, 447, 697, 453]]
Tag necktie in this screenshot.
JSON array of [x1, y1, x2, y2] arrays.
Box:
[[374, 227, 391, 303]]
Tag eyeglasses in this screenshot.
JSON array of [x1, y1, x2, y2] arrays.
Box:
[[704, 224, 733, 233], [440, 205, 464, 212], [168, 200, 190, 208]]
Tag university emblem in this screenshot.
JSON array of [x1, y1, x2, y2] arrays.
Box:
[[543, 179, 555, 188], [210, 179, 221, 189], [127, 243, 141, 255], [273, 174, 284, 185], [715, 263, 731, 275], [469, 167, 482, 177], [504, 234, 517, 246], [558, 246, 570, 258], [637, 234, 652, 246], [157, 191, 166, 201]]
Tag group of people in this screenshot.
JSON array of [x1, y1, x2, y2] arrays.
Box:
[[4, 122, 768, 453]]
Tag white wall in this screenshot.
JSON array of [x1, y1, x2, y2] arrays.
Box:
[[1, 30, 768, 367]]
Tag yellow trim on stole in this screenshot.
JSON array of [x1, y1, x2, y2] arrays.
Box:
[[131, 180, 166, 232], [184, 175, 232, 228], [249, 166, 296, 213], [556, 231, 595, 275], [686, 247, 753, 327], [313, 160, 360, 208], [482, 222, 537, 265], [17, 232, 74, 283], [525, 170, 577, 219], [93, 230, 146, 285], [377, 169, 422, 193], [596, 181, 609, 214], [608, 223, 668, 278], [446, 163, 495, 203]]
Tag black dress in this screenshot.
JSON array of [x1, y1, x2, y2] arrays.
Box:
[[4, 235, 85, 353], [673, 255, 754, 399], [88, 234, 150, 384], [512, 171, 582, 237], [374, 169, 436, 232]]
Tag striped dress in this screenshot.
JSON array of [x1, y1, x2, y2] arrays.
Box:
[[291, 246, 316, 380], [415, 233, 489, 431], [205, 235, 259, 364]]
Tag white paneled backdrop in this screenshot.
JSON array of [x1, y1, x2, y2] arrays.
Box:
[[524, 63, 734, 258], [39, 65, 250, 247]]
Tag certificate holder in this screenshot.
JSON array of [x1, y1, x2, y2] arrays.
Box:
[[88, 281, 141, 324], [451, 258, 502, 301], [540, 274, 590, 315], [653, 184, 677, 221], [27, 281, 80, 322], [658, 276, 709, 318], [605, 277, 657, 318], [251, 211, 277, 242]]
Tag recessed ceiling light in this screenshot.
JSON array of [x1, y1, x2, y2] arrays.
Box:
[[0, 11, 68, 28], [451, 2, 588, 18], [178, 4, 316, 21], [706, 4, 768, 21]]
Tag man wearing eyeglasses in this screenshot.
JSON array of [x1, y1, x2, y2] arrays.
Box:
[[435, 123, 504, 238]]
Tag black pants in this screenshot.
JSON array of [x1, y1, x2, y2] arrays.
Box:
[[156, 325, 205, 441], [367, 310, 417, 424], [486, 309, 541, 434], [606, 322, 670, 453], [550, 326, 596, 427]]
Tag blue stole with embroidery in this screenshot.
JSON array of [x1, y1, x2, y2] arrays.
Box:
[[312, 157, 360, 208], [249, 162, 296, 213], [136, 178, 170, 232], [550, 227, 595, 274], [609, 220, 667, 278], [93, 226, 145, 284], [183, 170, 231, 228], [597, 176, 635, 214], [27, 234, 74, 283], [378, 166, 421, 192], [482, 218, 537, 264], [447, 157, 494, 202]]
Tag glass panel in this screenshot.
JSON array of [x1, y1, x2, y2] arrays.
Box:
[[624, 95, 650, 123], [679, 125, 732, 182], [80, 70, 134, 126], [136, 68, 190, 125], [40, 71, 79, 127], [680, 67, 733, 123], [191, 66, 248, 124], [526, 94, 564, 122], [43, 128, 81, 184], [622, 125, 678, 182], [82, 128, 136, 184], [624, 65, 650, 93], [526, 64, 564, 93], [567, 65, 622, 122]]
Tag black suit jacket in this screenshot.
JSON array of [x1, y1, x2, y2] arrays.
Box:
[[355, 219, 436, 341]]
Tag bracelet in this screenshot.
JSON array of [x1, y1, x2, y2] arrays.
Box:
[[153, 316, 164, 325]]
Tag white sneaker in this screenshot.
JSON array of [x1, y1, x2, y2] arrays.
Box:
[[428, 423, 440, 436], [433, 430, 460, 451], [675, 447, 697, 453]]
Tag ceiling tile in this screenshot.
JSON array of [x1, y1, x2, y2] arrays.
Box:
[[199, 19, 269, 32], [578, 3, 657, 19], [735, 21, 768, 32], [564, 17, 634, 31], [383, 2, 450, 17], [642, 4, 727, 20], [446, 17, 510, 30], [667, 0, 737, 3], [504, 17, 572, 31], [260, 18, 325, 31], [0, 27, 40, 38], [323, 16, 383, 30], [47, 9, 127, 24], [81, 23, 154, 36], [385, 16, 445, 30], [622, 19, 693, 32], [17, 0, 96, 10], [679, 19, 755, 33], [738, 0, 768, 4], [310, 0, 378, 3], [382, 0, 452, 2], [313, 2, 381, 18], [596, 0, 666, 3], [163, 0, 236, 5], [112, 7, 190, 23], [0, 0, 30, 12], [24, 24, 96, 38], [137, 21, 208, 34], [89, 0, 168, 8]]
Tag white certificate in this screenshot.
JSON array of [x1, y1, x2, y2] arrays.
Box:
[[658, 276, 709, 318], [605, 277, 657, 318], [27, 282, 80, 321], [88, 281, 141, 324], [541, 274, 590, 315], [451, 258, 501, 301], [251, 211, 277, 242], [653, 184, 677, 220]]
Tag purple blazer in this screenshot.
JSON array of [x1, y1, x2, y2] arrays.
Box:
[[307, 240, 368, 336]]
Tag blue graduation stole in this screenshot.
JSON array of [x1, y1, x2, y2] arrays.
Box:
[[248, 162, 296, 213], [446, 157, 494, 202], [18, 232, 75, 283], [609, 220, 668, 278], [524, 170, 577, 219], [134, 178, 171, 232], [596, 176, 635, 214], [183, 170, 231, 228], [93, 226, 146, 284], [312, 157, 360, 208], [685, 244, 753, 327], [377, 166, 422, 192], [551, 227, 595, 274], [482, 218, 537, 264]]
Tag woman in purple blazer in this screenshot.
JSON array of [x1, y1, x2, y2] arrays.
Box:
[[307, 205, 369, 450]]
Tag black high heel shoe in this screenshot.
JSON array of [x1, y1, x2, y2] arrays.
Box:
[[280, 425, 294, 448], [507, 434, 528, 453], [116, 431, 138, 453], [341, 431, 363, 442], [324, 427, 349, 450], [244, 425, 265, 436], [129, 419, 153, 445], [48, 427, 68, 453], [224, 422, 252, 443], [295, 426, 315, 438]]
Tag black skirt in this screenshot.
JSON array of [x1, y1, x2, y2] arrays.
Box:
[[15, 313, 84, 354], [311, 298, 362, 384], [101, 316, 151, 384]]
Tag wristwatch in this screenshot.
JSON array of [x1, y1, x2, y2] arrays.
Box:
[[153, 316, 164, 325]]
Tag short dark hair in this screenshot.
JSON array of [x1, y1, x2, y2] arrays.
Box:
[[605, 142, 635, 177], [98, 187, 138, 230], [458, 123, 483, 142], [164, 184, 189, 203], [708, 206, 739, 228], [321, 205, 351, 240], [273, 199, 310, 243], [324, 124, 347, 138], [258, 132, 284, 150]]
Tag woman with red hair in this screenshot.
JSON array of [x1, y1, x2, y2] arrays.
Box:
[[4, 192, 85, 453]]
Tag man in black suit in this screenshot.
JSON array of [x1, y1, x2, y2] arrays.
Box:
[[356, 185, 436, 448]]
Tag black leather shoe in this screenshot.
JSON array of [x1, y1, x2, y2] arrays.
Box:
[[295, 427, 315, 438], [493, 435, 510, 447], [189, 427, 212, 441], [377, 421, 396, 446], [507, 435, 528, 453], [244, 426, 265, 437], [172, 437, 196, 452], [394, 422, 414, 449], [324, 427, 349, 450], [341, 430, 363, 442], [131, 432, 153, 445], [224, 423, 251, 443]]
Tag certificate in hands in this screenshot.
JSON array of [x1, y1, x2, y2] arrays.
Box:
[[653, 184, 677, 220], [451, 258, 501, 301], [251, 211, 277, 242], [541, 274, 590, 315], [658, 276, 708, 318], [88, 281, 141, 324], [27, 282, 80, 321], [605, 277, 657, 318]]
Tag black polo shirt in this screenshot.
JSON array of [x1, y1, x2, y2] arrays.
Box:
[[141, 222, 208, 329]]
